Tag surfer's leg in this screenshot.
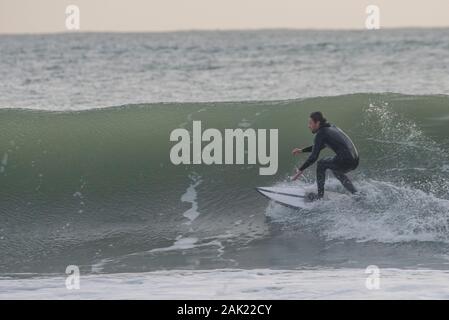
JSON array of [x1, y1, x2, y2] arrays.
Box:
[[331, 158, 358, 194], [331, 170, 357, 194], [316, 157, 334, 198]]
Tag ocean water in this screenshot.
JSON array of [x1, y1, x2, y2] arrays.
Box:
[[3, 269, 449, 299], [1, 29, 449, 299], [1, 29, 449, 110]]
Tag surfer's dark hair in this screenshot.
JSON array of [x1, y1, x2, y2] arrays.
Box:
[[310, 111, 327, 124]]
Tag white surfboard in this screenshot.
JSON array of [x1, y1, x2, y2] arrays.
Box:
[[256, 185, 340, 209]]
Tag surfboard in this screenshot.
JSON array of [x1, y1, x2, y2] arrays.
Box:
[[255, 186, 340, 209]]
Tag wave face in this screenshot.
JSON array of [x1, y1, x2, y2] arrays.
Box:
[[2, 93, 449, 275]]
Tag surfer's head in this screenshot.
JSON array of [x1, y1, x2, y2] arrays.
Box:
[[308, 111, 327, 133]]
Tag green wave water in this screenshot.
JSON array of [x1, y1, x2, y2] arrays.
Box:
[[1, 93, 449, 275]]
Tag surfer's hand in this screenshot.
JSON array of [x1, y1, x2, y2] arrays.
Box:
[[291, 169, 303, 181], [292, 148, 302, 155]]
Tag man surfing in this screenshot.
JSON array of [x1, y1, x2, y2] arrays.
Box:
[[291, 111, 359, 200]]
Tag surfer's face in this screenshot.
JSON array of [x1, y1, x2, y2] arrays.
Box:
[[308, 118, 320, 133]]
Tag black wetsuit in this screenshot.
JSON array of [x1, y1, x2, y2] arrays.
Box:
[[298, 122, 359, 198]]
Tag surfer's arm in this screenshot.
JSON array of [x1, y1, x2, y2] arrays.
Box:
[[292, 145, 312, 156], [298, 135, 325, 171], [302, 146, 313, 153]]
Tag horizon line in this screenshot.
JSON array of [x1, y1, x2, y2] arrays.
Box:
[[1, 25, 449, 36]]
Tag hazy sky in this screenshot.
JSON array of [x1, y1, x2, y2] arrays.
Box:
[[1, 0, 449, 34]]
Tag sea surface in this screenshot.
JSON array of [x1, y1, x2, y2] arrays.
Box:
[[1, 29, 449, 299]]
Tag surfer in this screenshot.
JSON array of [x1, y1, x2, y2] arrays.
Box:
[[291, 111, 359, 200]]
